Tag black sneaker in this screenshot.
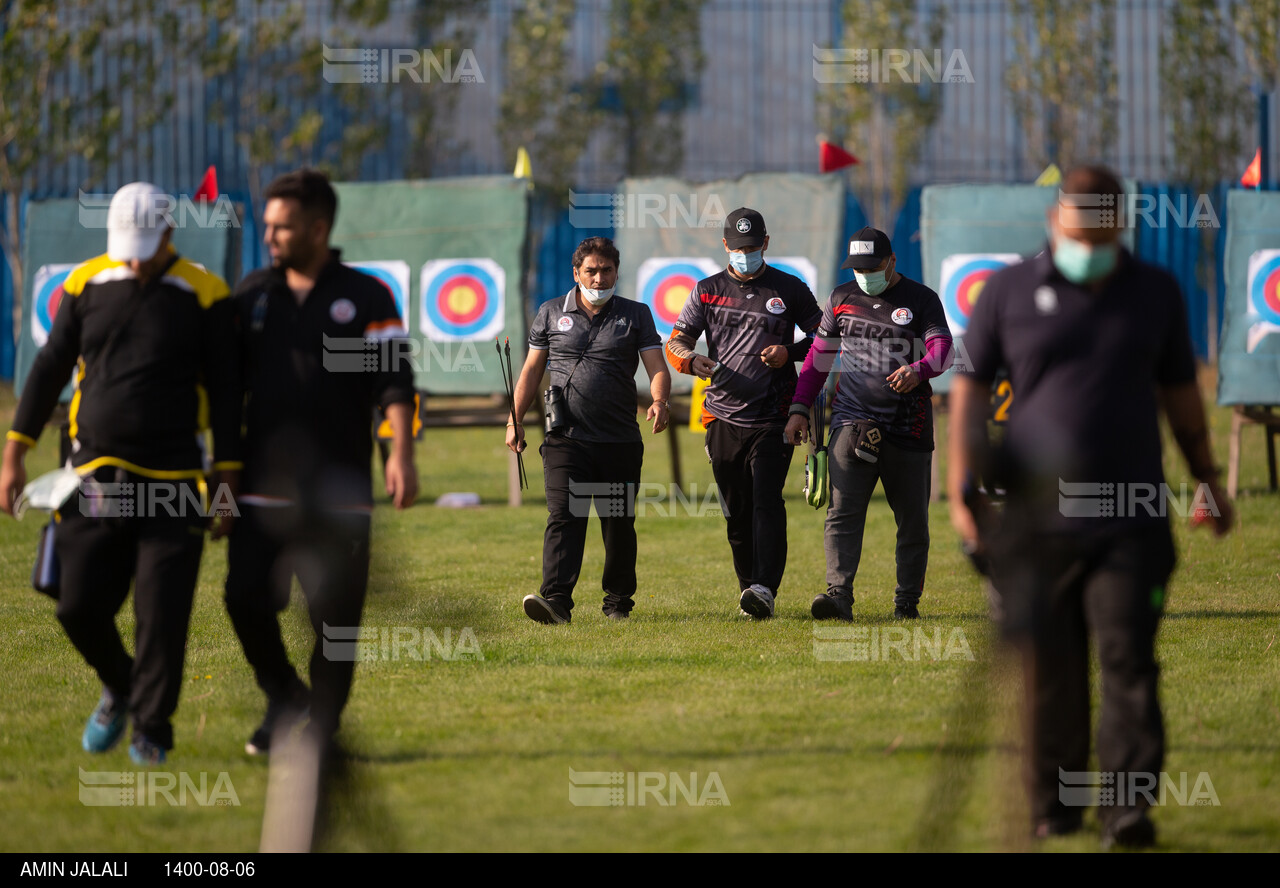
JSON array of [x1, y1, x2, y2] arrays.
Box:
[[893, 603, 920, 620], [246, 687, 309, 756], [810, 591, 854, 622], [604, 609, 630, 621], [738, 584, 775, 619], [523, 594, 571, 624], [1101, 810, 1156, 850]]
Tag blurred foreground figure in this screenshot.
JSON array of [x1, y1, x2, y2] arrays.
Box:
[[948, 165, 1232, 849], [0, 182, 241, 765], [225, 168, 417, 756]]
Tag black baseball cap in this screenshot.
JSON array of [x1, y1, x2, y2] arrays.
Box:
[[724, 207, 767, 249], [841, 226, 893, 270]]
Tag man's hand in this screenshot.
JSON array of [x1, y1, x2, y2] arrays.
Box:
[[886, 364, 921, 394], [0, 440, 29, 518], [506, 423, 527, 453], [761, 345, 788, 369], [690, 355, 717, 380], [207, 469, 240, 540], [384, 449, 418, 510], [1191, 479, 1233, 537], [949, 496, 983, 555], [647, 401, 669, 434], [785, 413, 809, 446]]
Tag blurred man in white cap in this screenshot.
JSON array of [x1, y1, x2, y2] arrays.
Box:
[[0, 181, 242, 765]]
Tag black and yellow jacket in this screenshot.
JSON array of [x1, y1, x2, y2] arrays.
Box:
[[8, 247, 242, 479]]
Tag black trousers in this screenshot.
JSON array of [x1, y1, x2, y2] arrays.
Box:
[[539, 436, 644, 614], [704, 419, 794, 594], [989, 519, 1176, 829], [224, 504, 371, 740], [55, 472, 206, 750]]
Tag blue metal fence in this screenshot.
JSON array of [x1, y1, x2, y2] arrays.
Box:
[[2, 0, 1273, 375]]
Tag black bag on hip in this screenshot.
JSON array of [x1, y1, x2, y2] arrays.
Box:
[[31, 518, 59, 600]]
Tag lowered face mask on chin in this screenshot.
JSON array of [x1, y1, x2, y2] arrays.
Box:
[[580, 284, 615, 306]]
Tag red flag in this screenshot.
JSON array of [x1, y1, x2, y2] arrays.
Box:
[[1241, 148, 1261, 187], [819, 141, 859, 173], [194, 165, 219, 202]]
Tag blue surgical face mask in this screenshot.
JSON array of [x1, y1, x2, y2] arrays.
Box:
[[729, 249, 764, 275], [1052, 234, 1119, 284]]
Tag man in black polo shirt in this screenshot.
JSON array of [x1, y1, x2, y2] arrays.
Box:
[[666, 208, 823, 619], [225, 169, 418, 755], [785, 227, 953, 621], [507, 237, 671, 623], [947, 165, 1233, 848]]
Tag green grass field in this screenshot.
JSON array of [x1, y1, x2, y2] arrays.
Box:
[[0, 376, 1276, 853]]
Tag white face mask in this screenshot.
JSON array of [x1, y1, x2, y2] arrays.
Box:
[[580, 284, 615, 306]]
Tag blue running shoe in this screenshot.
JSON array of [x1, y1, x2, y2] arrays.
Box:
[[81, 691, 125, 753], [129, 734, 167, 766]]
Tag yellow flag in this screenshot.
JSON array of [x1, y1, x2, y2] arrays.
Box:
[[513, 146, 533, 180], [1034, 163, 1062, 186]]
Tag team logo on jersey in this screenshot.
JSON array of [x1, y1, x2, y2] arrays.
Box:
[[766, 297, 786, 315], [420, 258, 505, 342], [30, 264, 75, 348], [344, 260, 410, 324], [939, 253, 1021, 335], [636, 257, 719, 340], [1246, 249, 1280, 352], [557, 315, 574, 332], [891, 307, 913, 325], [736, 218, 752, 233], [330, 298, 357, 324]]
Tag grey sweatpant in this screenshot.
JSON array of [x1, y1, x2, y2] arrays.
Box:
[[823, 423, 933, 607]]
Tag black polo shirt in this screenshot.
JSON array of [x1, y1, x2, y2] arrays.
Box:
[[673, 264, 823, 427], [234, 250, 415, 508], [528, 288, 663, 443], [819, 275, 950, 451], [961, 246, 1197, 530]]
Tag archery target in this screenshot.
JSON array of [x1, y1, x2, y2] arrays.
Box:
[[1247, 249, 1280, 326], [31, 264, 76, 348], [345, 260, 410, 323], [635, 257, 718, 339], [419, 258, 505, 342], [939, 253, 1021, 335]]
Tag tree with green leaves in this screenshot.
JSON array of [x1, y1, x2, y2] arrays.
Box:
[[0, 0, 169, 332], [1162, 0, 1253, 364], [498, 0, 590, 201], [1006, 0, 1118, 174], [593, 0, 706, 178], [816, 0, 948, 230], [1234, 0, 1280, 89]]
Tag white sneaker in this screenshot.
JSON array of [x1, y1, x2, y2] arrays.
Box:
[[739, 584, 775, 619]]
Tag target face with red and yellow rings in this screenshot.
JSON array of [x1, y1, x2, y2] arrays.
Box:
[[635, 257, 719, 339], [31, 264, 76, 347], [419, 258, 505, 341], [939, 253, 1021, 335], [1247, 249, 1280, 326], [345, 260, 410, 323]]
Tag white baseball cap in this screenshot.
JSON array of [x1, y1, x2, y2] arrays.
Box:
[[107, 182, 170, 262]]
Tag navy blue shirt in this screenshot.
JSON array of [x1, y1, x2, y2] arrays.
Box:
[[960, 247, 1197, 530]]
